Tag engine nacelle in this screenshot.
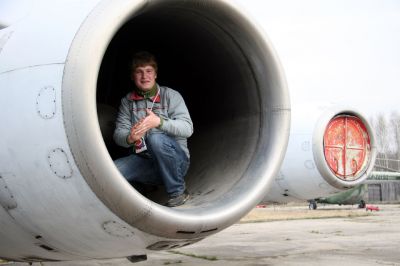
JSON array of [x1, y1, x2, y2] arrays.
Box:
[[263, 104, 376, 203], [0, 0, 290, 262]]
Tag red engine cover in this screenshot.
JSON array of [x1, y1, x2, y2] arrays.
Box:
[[323, 115, 371, 180]]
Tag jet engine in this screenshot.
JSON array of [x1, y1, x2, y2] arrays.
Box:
[[263, 104, 376, 203], [0, 0, 290, 262]]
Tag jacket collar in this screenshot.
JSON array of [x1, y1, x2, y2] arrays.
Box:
[[129, 84, 160, 102]]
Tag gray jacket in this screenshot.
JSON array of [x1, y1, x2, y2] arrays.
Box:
[[113, 84, 193, 158]]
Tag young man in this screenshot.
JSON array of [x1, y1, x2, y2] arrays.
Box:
[[113, 51, 193, 207]]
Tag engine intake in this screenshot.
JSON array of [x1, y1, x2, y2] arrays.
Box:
[[62, 0, 290, 240]]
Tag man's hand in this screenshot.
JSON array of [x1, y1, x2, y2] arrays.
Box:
[[127, 117, 145, 144], [134, 109, 161, 134], [127, 110, 161, 144]]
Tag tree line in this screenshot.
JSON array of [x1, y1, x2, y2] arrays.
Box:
[[370, 111, 400, 172]]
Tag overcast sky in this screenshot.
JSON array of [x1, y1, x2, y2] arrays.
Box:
[[235, 0, 400, 118]]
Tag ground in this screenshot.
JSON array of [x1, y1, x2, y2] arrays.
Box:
[[2, 203, 400, 266]]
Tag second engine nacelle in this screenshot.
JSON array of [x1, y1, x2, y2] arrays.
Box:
[[263, 104, 376, 203]]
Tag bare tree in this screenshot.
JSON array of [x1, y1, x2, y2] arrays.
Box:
[[371, 112, 400, 172], [390, 111, 400, 158], [371, 113, 390, 154]]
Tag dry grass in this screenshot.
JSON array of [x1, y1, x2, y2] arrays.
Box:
[[240, 205, 371, 223]]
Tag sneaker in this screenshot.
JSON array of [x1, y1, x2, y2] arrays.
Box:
[[165, 190, 190, 207]]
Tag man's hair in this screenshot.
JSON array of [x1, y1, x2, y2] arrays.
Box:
[[131, 51, 158, 73]]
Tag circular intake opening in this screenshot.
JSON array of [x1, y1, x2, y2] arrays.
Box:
[[63, 0, 290, 239]]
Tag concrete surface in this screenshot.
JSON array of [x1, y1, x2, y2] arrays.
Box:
[[2, 204, 400, 266]]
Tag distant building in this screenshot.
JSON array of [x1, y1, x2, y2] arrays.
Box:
[[366, 171, 400, 203]]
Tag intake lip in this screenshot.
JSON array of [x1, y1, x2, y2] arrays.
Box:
[[313, 106, 377, 189]]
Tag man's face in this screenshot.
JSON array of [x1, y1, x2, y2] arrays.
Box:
[[132, 65, 157, 91]]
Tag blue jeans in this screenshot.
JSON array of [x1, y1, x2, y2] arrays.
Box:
[[114, 133, 189, 197]]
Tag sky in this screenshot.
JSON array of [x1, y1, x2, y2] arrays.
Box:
[[235, 0, 400, 119]]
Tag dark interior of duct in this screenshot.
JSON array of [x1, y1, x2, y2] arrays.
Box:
[[96, 9, 262, 205]]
